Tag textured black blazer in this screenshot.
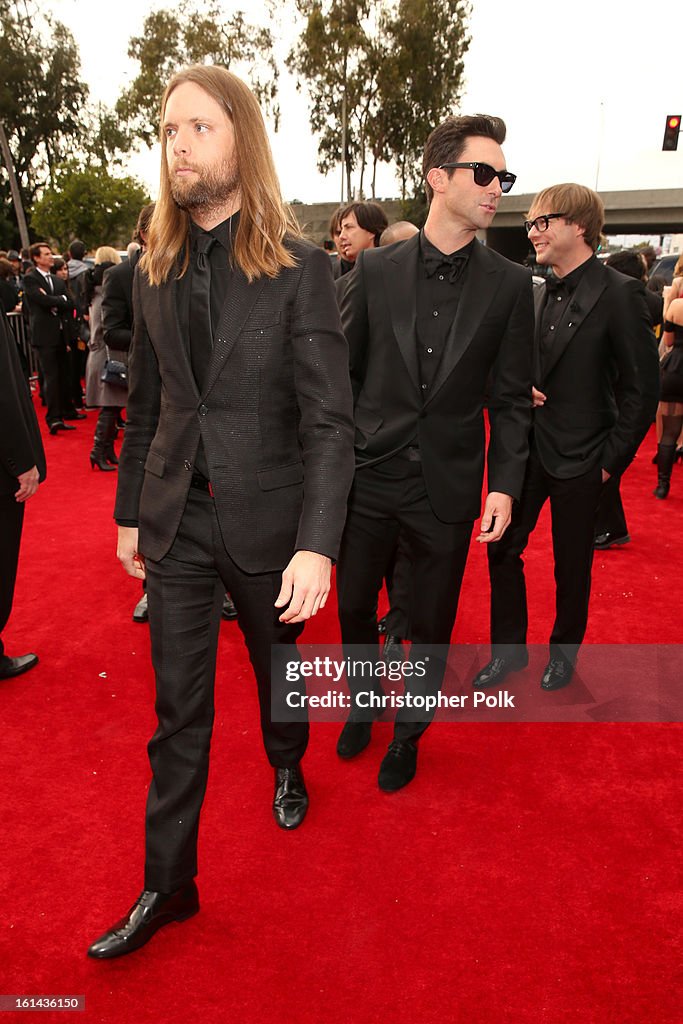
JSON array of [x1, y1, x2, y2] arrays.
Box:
[[102, 250, 141, 352], [0, 315, 46, 496], [340, 235, 534, 523], [22, 269, 71, 349], [114, 238, 355, 573], [531, 259, 659, 480]]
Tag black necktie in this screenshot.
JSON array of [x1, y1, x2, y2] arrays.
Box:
[[189, 233, 216, 391]]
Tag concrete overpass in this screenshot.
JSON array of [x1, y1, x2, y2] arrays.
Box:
[[293, 189, 683, 262]]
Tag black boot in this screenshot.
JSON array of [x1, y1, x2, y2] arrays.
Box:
[[653, 444, 676, 499], [103, 407, 120, 465], [90, 409, 117, 471]]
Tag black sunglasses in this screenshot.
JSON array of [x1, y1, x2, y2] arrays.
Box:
[[524, 213, 566, 234], [438, 162, 517, 193]]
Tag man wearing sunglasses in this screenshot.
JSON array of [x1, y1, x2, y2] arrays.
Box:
[[336, 114, 534, 791], [474, 184, 657, 693]]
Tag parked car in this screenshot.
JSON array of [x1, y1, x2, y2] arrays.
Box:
[[649, 253, 680, 285]]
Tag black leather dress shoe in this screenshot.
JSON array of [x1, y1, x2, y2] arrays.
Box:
[[540, 658, 574, 691], [273, 765, 308, 829], [0, 653, 39, 680], [48, 420, 75, 434], [87, 882, 199, 959], [593, 532, 630, 550], [132, 593, 148, 622], [63, 411, 87, 420], [221, 593, 238, 620], [378, 740, 418, 792], [472, 654, 527, 689], [382, 634, 404, 662], [337, 718, 374, 759]]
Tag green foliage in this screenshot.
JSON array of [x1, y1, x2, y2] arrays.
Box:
[[116, 1, 280, 147], [288, 0, 470, 200], [31, 164, 150, 251]]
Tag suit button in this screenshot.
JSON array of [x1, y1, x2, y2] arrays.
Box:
[[199, 404, 208, 416], [184, 460, 192, 470]]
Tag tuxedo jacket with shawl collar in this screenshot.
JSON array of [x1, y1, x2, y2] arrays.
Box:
[[340, 234, 535, 523], [114, 236, 355, 574]]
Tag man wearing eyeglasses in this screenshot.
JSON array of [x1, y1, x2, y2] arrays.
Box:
[[474, 184, 657, 693], [336, 114, 534, 791]]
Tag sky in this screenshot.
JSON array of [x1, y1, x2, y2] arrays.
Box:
[[46, 0, 683, 205]]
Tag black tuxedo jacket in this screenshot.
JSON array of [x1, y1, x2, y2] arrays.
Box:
[[0, 315, 46, 496], [114, 238, 355, 574], [22, 269, 71, 349], [531, 259, 658, 480], [340, 235, 534, 523]]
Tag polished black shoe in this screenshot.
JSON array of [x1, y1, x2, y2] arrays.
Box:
[[472, 654, 528, 689], [0, 653, 39, 680], [48, 420, 75, 434], [337, 717, 374, 759], [221, 593, 238, 620], [540, 658, 574, 691], [594, 532, 630, 550], [382, 634, 404, 662], [87, 882, 199, 959], [132, 593, 148, 623], [378, 740, 418, 792], [273, 765, 308, 829], [63, 411, 87, 420]]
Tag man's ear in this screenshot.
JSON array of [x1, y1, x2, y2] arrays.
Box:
[[426, 166, 447, 196]]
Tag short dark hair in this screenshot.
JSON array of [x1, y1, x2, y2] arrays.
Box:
[[69, 239, 86, 260], [29, 242, 51, 261], [329, 206, 344, 238], [423, 114, 507, 204], [339, 201, 388, 246], [605, 250, 645, 281]]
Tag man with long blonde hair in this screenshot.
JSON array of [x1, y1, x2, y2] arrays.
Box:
[[88, 65, 354, 959]]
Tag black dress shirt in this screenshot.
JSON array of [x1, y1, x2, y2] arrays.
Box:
[[539, 255, 595, 366], [416, 231, 474, 395]]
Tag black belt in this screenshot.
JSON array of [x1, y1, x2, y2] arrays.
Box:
[[190, 471, 213, 495]]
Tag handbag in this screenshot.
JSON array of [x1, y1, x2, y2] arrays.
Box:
[[101, 349, 128, 387]]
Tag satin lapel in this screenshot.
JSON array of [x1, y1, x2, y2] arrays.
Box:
[[202, 268, 267, 397], [160, 272, 200, 400], [383, 235, 420, 391], [541, 259, 606, 381], [532, 280, 546, 383], [426, 241, 500, 405]]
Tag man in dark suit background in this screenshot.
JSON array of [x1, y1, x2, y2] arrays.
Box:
[[22, 242, 83, 434], [474, 184, 658, 693], [0, 313, 45, 680], [87, 65, 354, 959], [336, 114, 534, 791]]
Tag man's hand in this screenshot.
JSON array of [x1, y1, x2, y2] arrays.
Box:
[[275, 551, 332, 623], [532, 386, 547, 407], [14, 465, 39, 502], [476, 492, 513, 544], [117, 526, 146, 579]]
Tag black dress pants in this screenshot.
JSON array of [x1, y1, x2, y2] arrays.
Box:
[[337, 454, 473, 743], [143, 487, 307, 892], [487, 447, 604, 664], [35, 345, 70, 425], [594, 475, 628, 539], [0, 495, 24, 660]]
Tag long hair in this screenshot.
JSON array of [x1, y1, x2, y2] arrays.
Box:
[[144, 65, 301, 286]]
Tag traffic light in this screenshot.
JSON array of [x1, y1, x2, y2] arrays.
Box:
[[662, 114, 681, 151]]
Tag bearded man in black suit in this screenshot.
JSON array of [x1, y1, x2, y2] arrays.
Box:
[[336, 114, 534, 791], [474, 184, 658, 693], [88, 65, 354, 959]]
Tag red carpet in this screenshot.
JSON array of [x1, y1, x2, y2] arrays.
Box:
[[1, 402, 681, 1023]]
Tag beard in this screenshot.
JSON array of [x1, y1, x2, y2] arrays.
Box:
[[169, 157, 240, 214]]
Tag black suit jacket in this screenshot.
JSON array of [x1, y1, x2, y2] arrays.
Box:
[[114, 238, 355, 573], [340, 235, 534, 523], [22, 269, 71, 349], [532, 259, 658, 480], [102, 250, 140, 352], [0, 314, 46, 496]]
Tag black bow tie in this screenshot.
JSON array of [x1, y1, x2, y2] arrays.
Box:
[[423, 250, 468, 284], [545, 275, 568, 295]]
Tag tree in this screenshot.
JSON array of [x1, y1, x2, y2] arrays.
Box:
[[31, 165, 150, 251], [0, 0, 90, 213], [288, 0, 470, 201], [116, 1, 280, 148]]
